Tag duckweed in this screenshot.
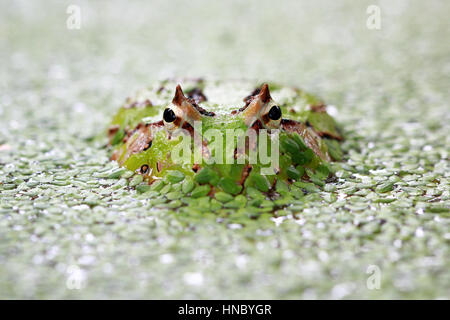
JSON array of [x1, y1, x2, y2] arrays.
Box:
[[0, 1, 448, 300]]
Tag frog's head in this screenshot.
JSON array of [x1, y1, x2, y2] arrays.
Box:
[[242, 83, 282, 130], [162, 82, 282, 136]]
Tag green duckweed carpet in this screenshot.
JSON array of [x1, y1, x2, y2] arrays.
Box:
[[0, 0, 449, 298]]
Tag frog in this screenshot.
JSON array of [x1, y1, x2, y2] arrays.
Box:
[[107, 79, 343, 199]]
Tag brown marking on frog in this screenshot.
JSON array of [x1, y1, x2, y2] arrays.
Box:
[[154, 153, 174, 174], [192, 103, 215, 117], [123, 124, 140, 144], [208, 186, 216, 198], [242, 87, 261, 109], [110, 149, 119, 161], [107, 124, 120, 145], [171, 116, 183, 130], [261, 113, 270, 126], [108, 125, 120, 136], [239, 164, 252, 186], [281, 119, 330, 161], [305, 119, 343, 141], [250, 119, 263, 133], [310, 103, 327, 113], [123, 125, 151, 158], [124, 99, 152, 109], [186, 87, 208, 104], [316, 130, 343, 141], [270, 178, 278, 192], [184, 87, 214, 116], [113, 121, 164, 163]]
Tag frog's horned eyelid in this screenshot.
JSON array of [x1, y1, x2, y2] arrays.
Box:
[[258, 83, 271, 104], [241, 83, 274, 126], [172, 84, 186, 106]]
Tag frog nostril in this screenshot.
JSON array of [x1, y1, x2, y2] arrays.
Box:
[[140, 164, 149, 174], [143, 140, 152, 151], [268, 105, 282, 121], [163, 108, 176, 123]]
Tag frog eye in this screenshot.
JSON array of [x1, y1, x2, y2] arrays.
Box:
[[163, 108, 176, 123], [268, 105, 282, 120]]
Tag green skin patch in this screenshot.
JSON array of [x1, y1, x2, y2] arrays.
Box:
[[107, 79, 343, 202]]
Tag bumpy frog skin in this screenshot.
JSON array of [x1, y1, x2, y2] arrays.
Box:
[[107, 79, 343, 197]]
